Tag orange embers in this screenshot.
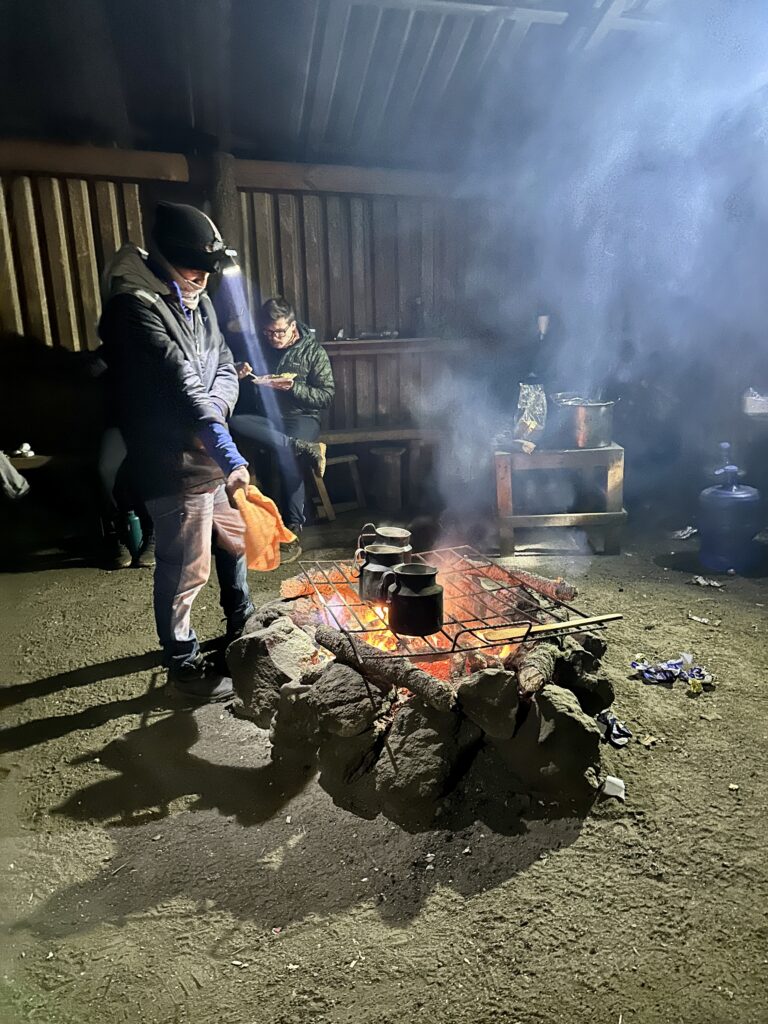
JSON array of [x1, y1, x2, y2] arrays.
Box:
[[317, 590, 400, 652]]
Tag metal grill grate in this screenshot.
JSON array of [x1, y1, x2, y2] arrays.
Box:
[[297, 546, 591, 660]]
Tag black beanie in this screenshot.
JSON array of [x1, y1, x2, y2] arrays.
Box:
[[152, 202, 232, 272]]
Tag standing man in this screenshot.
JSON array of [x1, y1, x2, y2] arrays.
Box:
[[231, 296, 334, 563], [99, 203, 253, 702]]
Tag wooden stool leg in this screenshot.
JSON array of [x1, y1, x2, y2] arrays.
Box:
[[495, 452, 515, 555], [313, 470, 336, 522], [348, 458, 367, 508]]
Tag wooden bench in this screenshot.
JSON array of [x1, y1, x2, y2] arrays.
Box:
[[319, 427, 440, 511]]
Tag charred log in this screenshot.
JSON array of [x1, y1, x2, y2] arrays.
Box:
[[315, 625, 456, 713]]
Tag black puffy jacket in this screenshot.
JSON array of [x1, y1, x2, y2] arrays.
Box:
[[98, 245, 239, 498], [241, 322, 335, 421]]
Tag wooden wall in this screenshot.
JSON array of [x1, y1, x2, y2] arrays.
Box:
[[0, 174, 144, 350], [237, 189, 473, 341], [322, 337, 459, 431], [0, 143, 478, 441]]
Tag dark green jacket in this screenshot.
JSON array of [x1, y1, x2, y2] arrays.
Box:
[[248, 322, 335, 421]]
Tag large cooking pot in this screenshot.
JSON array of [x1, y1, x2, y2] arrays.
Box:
[[548, 392, 615, 449]]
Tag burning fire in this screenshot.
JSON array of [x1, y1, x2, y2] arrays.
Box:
[[318, 592, 399, 652]]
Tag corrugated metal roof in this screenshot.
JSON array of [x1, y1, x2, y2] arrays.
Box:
[[0, 0, 671, 169]]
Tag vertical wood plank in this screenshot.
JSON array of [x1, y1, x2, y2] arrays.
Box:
[[354, 356, 376, 428], [330, 354, 356, 430], [302, 194, 329, 339], [396, 198, 421, 335], [67, 178, 101, 349], [371, 196, 397, 332], [251, 192, 280, 300], [121, 182, 145, 247], [277, 193, 305, 318], [38, 177, 80, 349], [399, 352, 421, 425], [0, 179, 23, 334], [420, 201, 437, 335], [438, 203, 462, 335], [326, 195, 352, 338], [350, 196, 373, 336], [238, 190, 256, 315], [94, 180, 123, 267], [11, 176, 52, 344], [376, 353, 401, 425]]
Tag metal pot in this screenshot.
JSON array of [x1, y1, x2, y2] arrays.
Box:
[[357, 522, 412, 561], [382, 562, 444, 637], [548, 393, 615, 449], [356, 544, 405, 603]]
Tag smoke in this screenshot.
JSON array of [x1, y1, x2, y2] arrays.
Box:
[[467, 1, 768, 397], [423, 1, 768, 530]]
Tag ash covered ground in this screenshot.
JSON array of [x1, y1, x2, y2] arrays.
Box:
[[1, 531, 767, 1024]]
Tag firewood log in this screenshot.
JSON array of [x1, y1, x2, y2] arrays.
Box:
[[513, 643, 559, 698], [314, 625, 456, 713], [501, 567, 578, 603]]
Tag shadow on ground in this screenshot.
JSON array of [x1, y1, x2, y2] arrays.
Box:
[[10, 686, 594, 938]]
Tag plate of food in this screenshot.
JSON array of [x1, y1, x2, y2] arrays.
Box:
[[248, 371, 298, 383]]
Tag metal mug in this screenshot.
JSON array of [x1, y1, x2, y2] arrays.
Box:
[[381, 562, 444, 637], [357, 522, 412, 562]]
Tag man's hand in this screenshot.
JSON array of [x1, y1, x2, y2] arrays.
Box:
[[225, 464, 250, 508], [236, 361, 253, 380]]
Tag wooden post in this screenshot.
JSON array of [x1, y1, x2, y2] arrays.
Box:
[[210, 151, 241, 255]]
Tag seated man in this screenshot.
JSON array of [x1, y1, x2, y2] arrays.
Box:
[[230, 296, 335, 562]]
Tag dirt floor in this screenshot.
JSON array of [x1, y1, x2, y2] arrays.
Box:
[[1, 527, 767, 1024]]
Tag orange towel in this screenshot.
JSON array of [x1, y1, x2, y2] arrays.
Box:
[[234, 485, 297, 571]]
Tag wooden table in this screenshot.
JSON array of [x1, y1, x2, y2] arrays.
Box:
[[494, 443, 626, 555]]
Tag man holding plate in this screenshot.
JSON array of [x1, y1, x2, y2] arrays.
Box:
[[230, 296, 335, 562]]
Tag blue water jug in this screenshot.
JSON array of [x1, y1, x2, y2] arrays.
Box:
[[125, 510, 143, 560], [699, 443, 763, 574]]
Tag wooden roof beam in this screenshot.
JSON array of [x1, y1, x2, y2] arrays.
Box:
[[0, 140, 189, 182], [234, 159, 459, 198]]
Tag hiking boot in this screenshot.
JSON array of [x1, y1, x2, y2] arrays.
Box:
[[168, 654, 234, 703], [280, 532, 303, 565], [132, 534, 156, 569], [103, 533, 133, 570], [291, 438, 327, 477]]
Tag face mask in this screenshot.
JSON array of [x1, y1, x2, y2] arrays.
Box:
[[172, 271, 206, 310]]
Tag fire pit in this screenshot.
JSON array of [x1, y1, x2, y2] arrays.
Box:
[[290, 546, 610, 656], [226, 547, 623, 829]]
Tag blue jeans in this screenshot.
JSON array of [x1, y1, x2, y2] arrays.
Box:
[[230, 413, 320, 529], [145, 484, 253, 669]]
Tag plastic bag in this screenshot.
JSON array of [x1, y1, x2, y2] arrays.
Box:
[[514, 383, 547, 443]]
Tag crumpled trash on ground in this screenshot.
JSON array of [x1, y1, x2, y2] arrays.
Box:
[[596, 711, 632, 747], [600, 775, 626, 801], [631, 653, 715, 695], [688, 575, 724, 589], [687, 612, 721, 626], [672, 526, 698, 540]]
